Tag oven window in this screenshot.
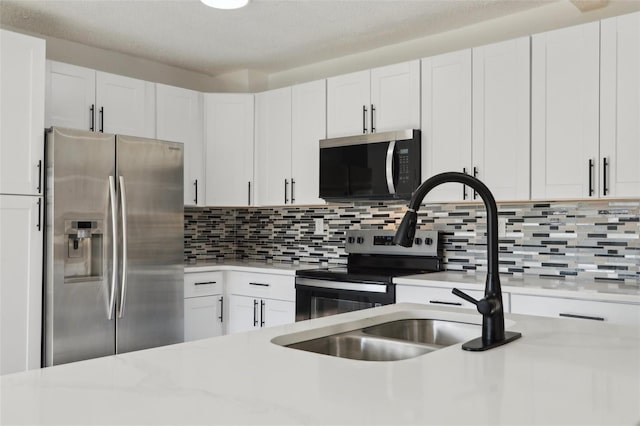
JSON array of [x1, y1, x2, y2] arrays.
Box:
[[311, 296, 379, 319]]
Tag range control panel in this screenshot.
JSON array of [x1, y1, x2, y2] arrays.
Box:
[[345, 229, 439, 257]]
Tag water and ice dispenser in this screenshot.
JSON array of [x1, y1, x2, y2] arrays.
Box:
[[64, 220, 104, 280]]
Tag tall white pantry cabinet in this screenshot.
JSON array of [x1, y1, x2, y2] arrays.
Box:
[[0, 29, 46, 375]]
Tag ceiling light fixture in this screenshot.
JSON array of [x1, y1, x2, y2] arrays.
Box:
[[200, 0, 250, 10]]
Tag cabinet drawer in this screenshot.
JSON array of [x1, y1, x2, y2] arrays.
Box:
[[185, 272, 224, 298], [397, 285, 511, 312], [511, 294, 640, 326], [227, 271, 295, 301]]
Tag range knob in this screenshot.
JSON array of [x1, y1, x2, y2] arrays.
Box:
[[425, 237, 433, 245], [414, 237, 423, 245], [347, 236, 355, 244], [356, 237, 365, 244]]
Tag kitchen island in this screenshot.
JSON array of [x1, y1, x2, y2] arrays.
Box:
[[2, 303, 639, 425]]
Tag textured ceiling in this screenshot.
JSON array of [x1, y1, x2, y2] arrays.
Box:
[[0, 0, 557, 77]]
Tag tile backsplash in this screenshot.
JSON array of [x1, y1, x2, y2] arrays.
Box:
[[185, 200, 640, 284]]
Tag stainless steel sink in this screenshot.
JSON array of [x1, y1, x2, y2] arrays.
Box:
[[362, 319, 479, 346], [283, 319, 480, 361]]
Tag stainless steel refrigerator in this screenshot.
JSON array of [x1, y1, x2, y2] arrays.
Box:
[[43, 127, 184, 367]]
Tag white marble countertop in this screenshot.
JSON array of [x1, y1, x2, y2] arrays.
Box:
[[395, 271, 640, 304], [184, 260, 319, 275], [2, 303, 639, 425]]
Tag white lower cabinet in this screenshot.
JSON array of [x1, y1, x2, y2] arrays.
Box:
[[184, 272, 224, 341], [0, 195, 43, 375], [396, 285, 511, 312], [510, 294, 640, 327], [226, 271, 295, 334]]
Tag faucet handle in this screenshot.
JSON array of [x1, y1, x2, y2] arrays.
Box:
[[452, 288, 492, 315]]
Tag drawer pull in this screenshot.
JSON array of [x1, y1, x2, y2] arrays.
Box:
[[429, 300, 463, 306], [559, 313, 604, 322], [249, 282, 270, 287], [194, 281, 217, 286]]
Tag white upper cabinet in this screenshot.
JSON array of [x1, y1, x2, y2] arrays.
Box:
[[291, 80, 326, 205], [531, 22, 600, 200], [421, 49, 472, 202], [472, 37, 531, 201], [204, 93, 254, 206], [0, 30, 45, 196], [327, 70, 370, 137], [600, 12, 640, 198], [156, 84, 204, 206], [255, 87, 293, 206], [327, 60, 420, 138], [370, 60, 420, 133], [46, 61, 155, 139]]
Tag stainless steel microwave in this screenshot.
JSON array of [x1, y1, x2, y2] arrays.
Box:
[[319, 129, 421, 200]]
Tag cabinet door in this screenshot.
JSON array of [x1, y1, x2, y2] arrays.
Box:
[[511, 294, 640, 327], [421, 50, 472, 201], [531, 22, 600, 199], [327, 70, 371, 137], [291, 80, 326, 205], [261, 298, 295, 328], [156, 84, 204, 206], [600, 12, 640, 198], [96, 71, 155, 138], [396, 285, 510, 312], [0, 195, 43, 374], [184, 295, 223, 341], [472, 37, 531, 201], [45, 61, 96, 131], [226, 294, 258, 334], [370, 60, 420, 133], [254, 87, 292, 206], [0, 30, 45, 196], [204, 94, 254, 206]]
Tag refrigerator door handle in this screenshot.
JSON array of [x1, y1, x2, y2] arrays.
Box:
[[118, 176, 129, 319], [108, 176, 118, 320]]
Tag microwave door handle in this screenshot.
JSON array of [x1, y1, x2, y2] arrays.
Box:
[[385, 140, 396, 195]]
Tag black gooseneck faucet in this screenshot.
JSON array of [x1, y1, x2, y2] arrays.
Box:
[[393, 172, 522, 351]]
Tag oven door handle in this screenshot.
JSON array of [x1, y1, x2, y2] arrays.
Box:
[[296, 278, 388, 293]]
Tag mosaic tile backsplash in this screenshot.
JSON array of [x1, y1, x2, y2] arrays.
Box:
[[185, 200, 640, 284]]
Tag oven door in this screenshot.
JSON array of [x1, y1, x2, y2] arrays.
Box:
[[295, 277, 395, 322]]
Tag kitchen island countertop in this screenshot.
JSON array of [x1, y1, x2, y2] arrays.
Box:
[[2, 303, 639, 425]]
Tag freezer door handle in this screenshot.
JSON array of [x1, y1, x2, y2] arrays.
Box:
[[118, 176, 129, 319], [108, 176, 118, 320]]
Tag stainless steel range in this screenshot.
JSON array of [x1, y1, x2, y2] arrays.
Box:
[[295, 229, 443, 321]]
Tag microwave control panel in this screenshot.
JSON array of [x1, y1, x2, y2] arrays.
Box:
[[395, 138, 420, 196]]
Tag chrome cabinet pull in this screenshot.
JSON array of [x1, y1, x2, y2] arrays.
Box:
[[362, 105, 368, 134], [260, 300, 265, 327], [429, 300, 462, 306], [37, 160, 42, 194], [90, 104, 95, 131], [385, 140, 396, 195], [602, 157, 609, 196], [249, 282, 270, 287], [118, 176, 128, 319], [559, 313, 604, 321], [371, 104, 376, 133], [253, 299, 258, 326], [99, 107, 104, 133], [588, 159, 594, 196], [108, 176, 118, 320], [218, 296, 224, 322]]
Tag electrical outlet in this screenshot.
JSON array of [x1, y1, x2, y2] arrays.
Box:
[[498, 217, 507, 238], [314, 218, 324, 235]]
